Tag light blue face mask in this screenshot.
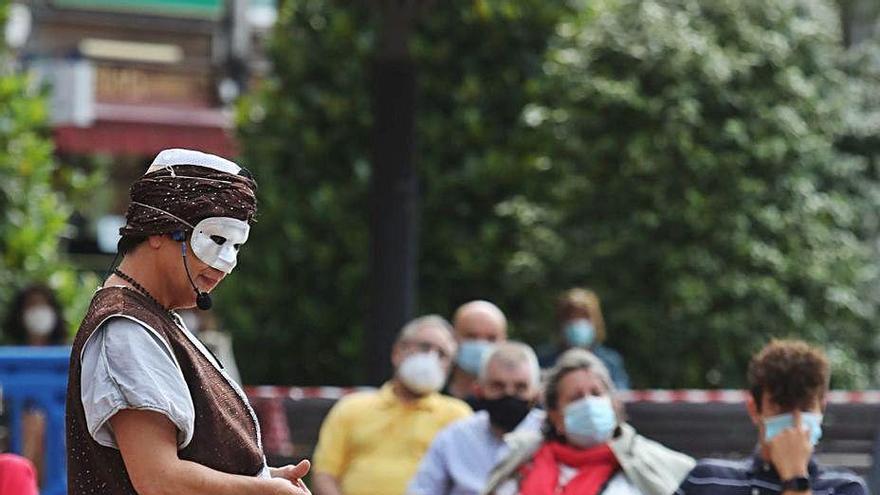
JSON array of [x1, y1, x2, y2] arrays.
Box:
[[455, 340, 495, 375], [563, 319, 595, 348], [763, 412, 823, 446], [563, 395, 617, 448]]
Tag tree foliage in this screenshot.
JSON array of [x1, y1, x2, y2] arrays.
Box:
[[222, 3, 372, 384], [226, 0, 880, 387], [536, 0, 880, 387], [222, 0, 571, 384]]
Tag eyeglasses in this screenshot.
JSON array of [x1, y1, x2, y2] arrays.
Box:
[[402, 340, 452, 361], [486, 379, 534, 399]]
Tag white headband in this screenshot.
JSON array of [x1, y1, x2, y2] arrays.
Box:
[[146, 148, 242, 176]]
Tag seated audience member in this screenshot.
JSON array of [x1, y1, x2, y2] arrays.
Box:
[[447, 300, 508, 404], [2, 283, 68, 484], [484, 348, 693, 495], [677, 339, 868, 495], [312, 315, 472, 495], [0, 454, 39, 495], [538, 288, 630, 389], [408, 341, 545, 495], [3, 284, 67, 346]]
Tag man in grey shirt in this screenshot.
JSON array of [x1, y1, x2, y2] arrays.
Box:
[[407, 342, 545, 495]]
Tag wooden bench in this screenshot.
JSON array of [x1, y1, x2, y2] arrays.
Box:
[[247, 388, 880, 480]]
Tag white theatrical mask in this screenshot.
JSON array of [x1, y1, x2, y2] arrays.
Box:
[[190, 217, 250, 274]]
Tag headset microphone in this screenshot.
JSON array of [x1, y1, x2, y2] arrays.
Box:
[[195, 291, 212, 310], [174, 231, 213, 310]]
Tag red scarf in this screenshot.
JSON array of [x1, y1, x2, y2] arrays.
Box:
[[518, 441, 620, 495]]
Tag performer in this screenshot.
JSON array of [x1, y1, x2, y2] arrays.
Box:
[[65, 149, 310, 495]]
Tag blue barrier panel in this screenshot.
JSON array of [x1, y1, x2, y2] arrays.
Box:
[[0, 346, 71, 495]]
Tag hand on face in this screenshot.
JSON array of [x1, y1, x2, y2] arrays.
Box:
[[762, 410, 813, 480]]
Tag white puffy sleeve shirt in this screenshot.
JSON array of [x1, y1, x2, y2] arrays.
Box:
[[80, 316, 195, 450]]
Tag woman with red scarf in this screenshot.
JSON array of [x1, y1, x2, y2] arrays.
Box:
[[483, 349, 693, 495]]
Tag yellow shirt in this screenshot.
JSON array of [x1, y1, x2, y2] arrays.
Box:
[[313, 382, 472, 495]]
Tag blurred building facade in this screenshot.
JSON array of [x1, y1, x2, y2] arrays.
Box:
[[4, 0, 274, 258]]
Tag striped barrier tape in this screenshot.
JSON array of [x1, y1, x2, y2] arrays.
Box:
[[245, 387, 880, 404]]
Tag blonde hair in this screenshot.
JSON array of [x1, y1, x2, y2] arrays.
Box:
[[544, 348, 614, 411]]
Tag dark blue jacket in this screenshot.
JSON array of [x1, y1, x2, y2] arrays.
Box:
[[538, 343, 631, 390], [676, 454, 867, 495]]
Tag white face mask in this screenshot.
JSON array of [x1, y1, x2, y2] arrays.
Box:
[[397, 352, 446, 396], [24, 306, 57, 337], [190, 217, 250, 274]]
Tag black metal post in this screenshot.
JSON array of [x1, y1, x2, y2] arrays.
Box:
[[366, 56, 418, 385]]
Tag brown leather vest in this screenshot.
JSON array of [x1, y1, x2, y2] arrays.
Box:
[[66, 286, 264, 494]]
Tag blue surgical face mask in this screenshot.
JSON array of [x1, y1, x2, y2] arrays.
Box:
[[563, 395, 617, 448], [763, 412, 823, 446], [456, 340, 495, 375], [563, 319, 595, 348]]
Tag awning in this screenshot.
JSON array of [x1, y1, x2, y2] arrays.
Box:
[[54, 103, 238, 157], [52, 0, 224, 19]]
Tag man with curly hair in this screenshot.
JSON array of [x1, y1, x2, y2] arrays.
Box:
[[676, 339, 866, 495]]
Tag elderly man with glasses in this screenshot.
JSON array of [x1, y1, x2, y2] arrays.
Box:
[[312, 315, 472, 495]]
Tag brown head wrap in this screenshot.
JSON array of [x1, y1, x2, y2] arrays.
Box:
[[120, 164, 257, 238]]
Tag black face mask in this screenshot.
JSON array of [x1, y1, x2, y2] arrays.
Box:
[[476, 396, 532, 433]]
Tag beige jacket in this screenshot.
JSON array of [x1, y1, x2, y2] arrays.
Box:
[[482, 423, 695, 495]]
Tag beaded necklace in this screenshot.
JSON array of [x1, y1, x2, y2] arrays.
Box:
[[113, 268, 175, 320]]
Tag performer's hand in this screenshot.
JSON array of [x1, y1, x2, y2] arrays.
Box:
[[266, 477, 311, 495], [269, 460, 312, 495], [270, 460, 311, 482], [113, 409, 311, 495]]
